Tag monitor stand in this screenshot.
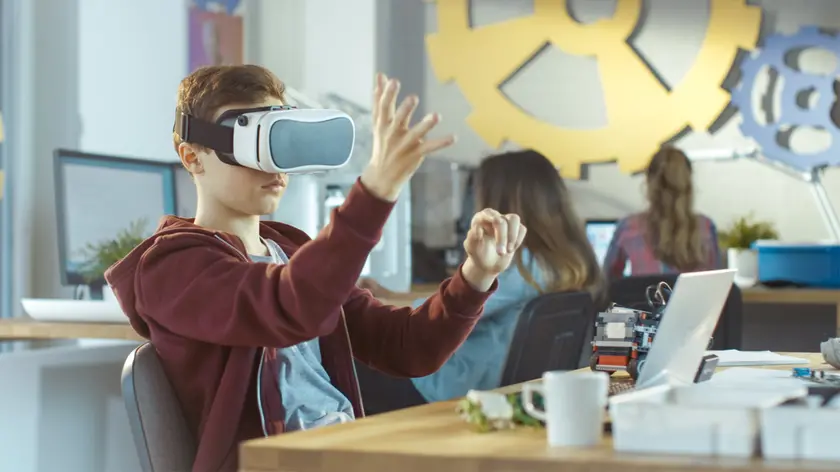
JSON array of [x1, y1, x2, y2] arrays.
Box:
[[87, 284, 105, 301]]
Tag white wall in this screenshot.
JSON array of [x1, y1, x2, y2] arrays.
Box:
[[77, 0, 186, 161], [257, 0, 376, 102]]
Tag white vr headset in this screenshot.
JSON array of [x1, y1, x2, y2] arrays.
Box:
[[175, 105, 355, 174]]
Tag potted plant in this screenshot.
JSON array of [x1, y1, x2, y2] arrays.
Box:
[[718, 214, 779, 287], [78, 218, 148, 300]]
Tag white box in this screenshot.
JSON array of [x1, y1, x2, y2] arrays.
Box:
[[761, 401, 840, 461], [610, 383, 806, 458]]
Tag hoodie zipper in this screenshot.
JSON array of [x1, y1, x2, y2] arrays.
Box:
[[256, 350, 269, 437], [214, 234, 270, 437]]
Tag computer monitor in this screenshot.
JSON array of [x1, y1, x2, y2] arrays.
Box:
[[585, 219, 631, 276], [173, 164, 197, 218], [54, 149, 179, 286]]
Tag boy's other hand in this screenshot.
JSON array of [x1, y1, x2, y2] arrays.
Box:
[[461, 209, 527, 292], [360, 73, 456, 202]]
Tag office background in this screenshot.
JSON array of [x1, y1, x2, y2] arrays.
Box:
[[2, 0, 840, 315]]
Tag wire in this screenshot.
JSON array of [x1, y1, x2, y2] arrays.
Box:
[[645, 281, 673, 310]]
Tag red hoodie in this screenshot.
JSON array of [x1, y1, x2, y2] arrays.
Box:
[[105, 180, 495, 472]]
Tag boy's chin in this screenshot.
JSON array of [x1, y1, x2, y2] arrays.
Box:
[[254, 194, 283, 215]]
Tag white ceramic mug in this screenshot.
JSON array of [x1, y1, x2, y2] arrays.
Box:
[[521, 371, 609, 447]]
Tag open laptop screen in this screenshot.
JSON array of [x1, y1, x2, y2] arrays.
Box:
[[586, 219, 631, 276]]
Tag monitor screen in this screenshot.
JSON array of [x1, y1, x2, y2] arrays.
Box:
[[54, 150, 179, 285], [586, 219, 631, 276]]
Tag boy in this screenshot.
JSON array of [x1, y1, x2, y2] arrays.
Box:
[[106, 65, 526, 471]]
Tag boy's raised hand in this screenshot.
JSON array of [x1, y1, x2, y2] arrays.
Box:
[[360, 73, 455, 202]]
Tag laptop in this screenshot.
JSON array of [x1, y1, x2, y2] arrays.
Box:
[[607, 269, 737, 396], [585, 219, 631, 276]]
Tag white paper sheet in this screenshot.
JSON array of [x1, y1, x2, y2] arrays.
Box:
[[707, 350, 810, 367], [708, 367, 817, 390]]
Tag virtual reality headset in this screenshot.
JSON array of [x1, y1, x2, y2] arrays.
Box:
[[175, 105, 355, 174]]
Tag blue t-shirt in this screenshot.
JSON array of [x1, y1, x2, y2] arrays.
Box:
[[411, 250, 544, 402], [251, 238, 354, 431]]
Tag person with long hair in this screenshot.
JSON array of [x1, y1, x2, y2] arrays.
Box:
[[604, 145, 722, 278], [359, 150, 604, 407]]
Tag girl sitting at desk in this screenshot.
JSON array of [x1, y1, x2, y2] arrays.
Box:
[[603, 145, 722, 279], [359, 149, 604, 408]]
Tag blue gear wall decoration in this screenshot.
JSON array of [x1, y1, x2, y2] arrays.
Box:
[[730, 26, 840, 172]]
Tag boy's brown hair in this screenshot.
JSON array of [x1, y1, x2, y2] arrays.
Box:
[[172, 64, 286, 153]]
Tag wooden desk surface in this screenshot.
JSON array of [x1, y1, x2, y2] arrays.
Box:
[[0, 318, 143, 342], [239, 353, 836, 472]]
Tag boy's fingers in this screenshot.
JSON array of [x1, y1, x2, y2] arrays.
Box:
[[379, 79, 400, 127], [377, 78, 396, 127], [416, 136, 455, 157], [392, 95, 418, 133], [400, 113, 439, 148], [372, 73, 385, 123]]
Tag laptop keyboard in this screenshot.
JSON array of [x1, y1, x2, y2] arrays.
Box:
[[608, 379, 636, 396]]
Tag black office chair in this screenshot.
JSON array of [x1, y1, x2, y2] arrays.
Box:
[[499, 291, 595, 386], [122, 343, 196, 472], [608, 274, 743, 350]]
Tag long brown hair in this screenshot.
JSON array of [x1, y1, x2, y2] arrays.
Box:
[[474, 150, 603, 297], [644, 146, 706, 270]]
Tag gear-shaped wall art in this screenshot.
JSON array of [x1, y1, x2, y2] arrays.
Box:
[[426, 0, 761, 178], [730, 26, 840, 172]]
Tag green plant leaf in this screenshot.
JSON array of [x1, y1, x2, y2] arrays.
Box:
[[718, 213, 779, 250], [77, 218, 148, 284]]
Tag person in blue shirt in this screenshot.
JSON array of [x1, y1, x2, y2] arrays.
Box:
[[359, 149, 605, 408]]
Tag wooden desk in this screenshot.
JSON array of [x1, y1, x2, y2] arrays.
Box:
[[0, 288, 440, 342], [0, 318, 142, 341], [239, 353, 837, 472]]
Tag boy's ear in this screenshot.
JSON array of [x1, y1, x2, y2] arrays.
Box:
[[178, 142, 205, 175]]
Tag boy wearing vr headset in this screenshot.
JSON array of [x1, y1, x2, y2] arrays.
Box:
[[106, 65, 526, 471]]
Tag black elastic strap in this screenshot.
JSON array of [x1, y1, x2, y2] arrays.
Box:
[[175, 112, 234, 155]]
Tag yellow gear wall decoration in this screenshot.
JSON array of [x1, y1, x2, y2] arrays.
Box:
[[426, 0, 762, 178]]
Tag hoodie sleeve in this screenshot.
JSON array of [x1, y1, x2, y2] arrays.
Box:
[[132, 179, 396, 348], [343, 267, 497, 378]]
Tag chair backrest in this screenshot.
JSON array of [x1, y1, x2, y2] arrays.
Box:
[[499, 291, 595, 386], [122, 343, 196, 472], [608, 274, 743, 350]]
